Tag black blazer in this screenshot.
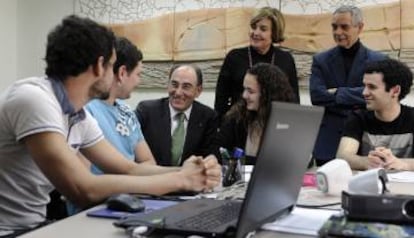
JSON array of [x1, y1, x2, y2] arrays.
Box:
[[310, 44, 386, 161], [136, 98, 218, 166]]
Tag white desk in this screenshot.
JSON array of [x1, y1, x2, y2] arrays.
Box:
[[19, 206, 126, 238], [17, 206, 314, 238], [19, 180, 414, 238]]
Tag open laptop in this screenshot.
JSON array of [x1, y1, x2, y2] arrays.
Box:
[[114, 102, 324, 237]]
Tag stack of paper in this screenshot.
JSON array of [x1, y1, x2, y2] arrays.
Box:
[[261, 207, 339, 236], [387, 171, 414, 183]]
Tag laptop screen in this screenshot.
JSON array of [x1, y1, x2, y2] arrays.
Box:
[[236, 102, 323, 238]]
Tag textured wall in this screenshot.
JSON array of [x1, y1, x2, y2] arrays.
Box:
[[104, 0, 411, 88]]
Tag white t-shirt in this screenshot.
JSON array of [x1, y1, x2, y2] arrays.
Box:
[[0, 77, 103, 232]]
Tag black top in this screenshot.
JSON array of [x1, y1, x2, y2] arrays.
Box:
[[343, 105, 414, 157], [214, 45, 300, 121], [340, 39, 361, 79], [212, 117, 247, 159]]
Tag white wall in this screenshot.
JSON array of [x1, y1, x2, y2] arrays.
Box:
[[16, 0, 74, 79], [0, 0, 17, 92]]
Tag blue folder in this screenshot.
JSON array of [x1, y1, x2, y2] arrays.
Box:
[[86, 199, 179, 219]]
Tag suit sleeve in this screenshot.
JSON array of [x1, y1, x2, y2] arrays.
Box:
[[335, 86, 365, 106], [310, 55, 337, 107], [135, 102, 146, 128], [336, 50, 387, 106], [310, 55, 364, 114]]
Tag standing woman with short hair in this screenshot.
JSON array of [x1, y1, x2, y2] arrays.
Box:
[[214, 7, 300, 123]]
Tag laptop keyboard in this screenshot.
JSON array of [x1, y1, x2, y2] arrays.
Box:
[[175, 202, 242, 231]]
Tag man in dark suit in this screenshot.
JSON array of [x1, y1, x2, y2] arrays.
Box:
[[310, 5, 386, 166], [136, 64, 218, 166]]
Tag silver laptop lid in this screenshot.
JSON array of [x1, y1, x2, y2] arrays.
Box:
[[236, 102, 323, 238]]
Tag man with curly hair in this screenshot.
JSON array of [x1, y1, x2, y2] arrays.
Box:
[[337, 59, 414, 171], [0, 15, 220, 237]]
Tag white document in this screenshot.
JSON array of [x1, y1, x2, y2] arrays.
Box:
[[261, 207, 339, 236], [243, 165, 254, 182], [387, 171, 414, 183]]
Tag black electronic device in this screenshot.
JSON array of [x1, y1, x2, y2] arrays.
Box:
[[114, 102, 324, 238], [342, 191, 414, 224], [106, 194, 145, 213]]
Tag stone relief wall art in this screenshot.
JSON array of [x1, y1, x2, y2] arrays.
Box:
[[75, 0, 411, 88]]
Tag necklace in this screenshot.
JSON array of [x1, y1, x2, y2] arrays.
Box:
[[248, 46, 275, 69]]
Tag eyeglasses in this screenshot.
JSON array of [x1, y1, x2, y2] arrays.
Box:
[[331, 23, 354, 31]]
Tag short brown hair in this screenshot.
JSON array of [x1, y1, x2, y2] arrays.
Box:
[[250, 7, 285, 43]]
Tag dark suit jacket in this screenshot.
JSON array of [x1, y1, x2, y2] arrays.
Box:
[[136, 98, 218, 166], [309, 43, 386, 162]]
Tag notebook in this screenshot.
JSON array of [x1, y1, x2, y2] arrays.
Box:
[[115, 102, 324, 238]]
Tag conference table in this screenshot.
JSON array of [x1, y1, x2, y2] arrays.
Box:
[[19, 175, 414, 238], [17, 207, 305, 238]]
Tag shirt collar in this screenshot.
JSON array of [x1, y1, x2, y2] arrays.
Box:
[[49, 77, 86, 122], [169, 104, 192, 121]]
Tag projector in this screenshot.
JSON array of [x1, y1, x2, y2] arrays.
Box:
[[342, 191, 414, 224]]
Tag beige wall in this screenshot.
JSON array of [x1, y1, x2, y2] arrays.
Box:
[[4, 0, 414, 110], [0, 0, 17, 92], [110, 1, 410, 60], [16, 0, 74, 79], [107, 1, 413, 90]]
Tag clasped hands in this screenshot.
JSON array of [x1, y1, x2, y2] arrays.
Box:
[[368, 147, 408, 170], [181, 155, 222, 193]]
